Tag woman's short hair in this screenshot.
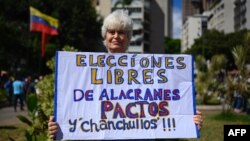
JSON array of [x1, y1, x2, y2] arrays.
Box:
[[101, 10, 133, 42]]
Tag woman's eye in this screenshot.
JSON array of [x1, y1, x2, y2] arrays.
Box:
[[118, 31, 125, 35], [108, 30, 125, 36], [109, 30, 115, 34]]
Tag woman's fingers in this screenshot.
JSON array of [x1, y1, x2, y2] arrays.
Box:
[[49, 135, 54, 139], [193, 111, 203, 130], [48, 123, 58, 139], [48, 116, 58, 139], [49, 124, 58, 131], [196, 110, 202, 115], [49, 116, 54, 122]]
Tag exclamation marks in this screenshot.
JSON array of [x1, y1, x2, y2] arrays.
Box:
[[162, 118, 176, 131], [172, 118, 176, 131], [163, 118, 166, 131], [167, 118, 171, 131]]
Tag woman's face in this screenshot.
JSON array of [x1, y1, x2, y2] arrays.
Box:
[[105, 29, 128, 53]]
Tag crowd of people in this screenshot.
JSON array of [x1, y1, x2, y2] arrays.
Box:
[[0, 71, 37, 111]]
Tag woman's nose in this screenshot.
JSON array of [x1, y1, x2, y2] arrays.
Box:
[[113, 32, 119, 38]]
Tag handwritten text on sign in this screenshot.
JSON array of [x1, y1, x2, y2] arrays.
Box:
[[55, 52, 199, 140]]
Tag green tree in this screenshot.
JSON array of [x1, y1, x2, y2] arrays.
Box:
[[185, 29, 249, 70], [15, 45, 78, 141], [0, 0, 102, 75], [230, 32, 250, 98], [164, 37, 181, 54], [212, 32, 250, 112], [54, 0, 103, 52], [185, 30, 227, 59], [210, 54, 227, 73], [195, 55, 207, 72], [195, 54, 227, 104], [0, 0, 35, 75], [195, 55, 211, 104]]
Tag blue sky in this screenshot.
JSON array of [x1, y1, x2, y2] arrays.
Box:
[[173, 0, 182, 39], [173, 0, 182, 10]]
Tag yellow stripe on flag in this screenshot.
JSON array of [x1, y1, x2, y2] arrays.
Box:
[[30, 6, 59, 28]]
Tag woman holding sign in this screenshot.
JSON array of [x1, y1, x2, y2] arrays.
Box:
[[48, 10, 203, 140]]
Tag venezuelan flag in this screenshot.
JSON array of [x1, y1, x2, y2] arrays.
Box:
[[30, 6, 59, 35]]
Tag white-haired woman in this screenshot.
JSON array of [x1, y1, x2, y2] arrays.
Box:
[[101, 10, 133, 53], [48, 10, 203, 141]]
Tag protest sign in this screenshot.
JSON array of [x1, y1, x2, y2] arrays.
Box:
[[55, 51, 199, 140]]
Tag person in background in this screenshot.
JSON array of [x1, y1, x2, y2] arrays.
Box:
[[48, 10, 203, 140], [12, 75, 24, 112], [4, 76, 14, 106], [27, 76, 36, 94]]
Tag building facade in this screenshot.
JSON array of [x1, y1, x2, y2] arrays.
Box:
[[93, 0, 112, 18], [207, 0, 234, 33], [234, 0, 250, 31], [156, 0, 173, 37], [182, 0, 213, 23], [182, 0, 200, 23], [182, 15, 208, 52], [181, 0, 250, 52]]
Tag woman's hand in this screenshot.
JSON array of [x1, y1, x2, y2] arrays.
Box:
[[193, 110, 203, 130], [48, 116, 59, 139]]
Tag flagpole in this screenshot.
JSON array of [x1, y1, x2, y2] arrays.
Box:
[[39, 32, 46, 75], [41, 32, 46, 58]]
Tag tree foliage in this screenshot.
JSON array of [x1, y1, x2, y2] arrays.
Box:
[[195, 55, 207, 72], [185, 29, 250, 70], [15, 46, 78, 140], [55, 0, 103, 52], [164, 37, 181, 54], [210, 54, 227, 72], [194, 32, 250, 112], [0, 0, 32, 75], [0, 0, 102, 76]]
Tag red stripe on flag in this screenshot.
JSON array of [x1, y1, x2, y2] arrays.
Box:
[[31, 22, 58, 35]]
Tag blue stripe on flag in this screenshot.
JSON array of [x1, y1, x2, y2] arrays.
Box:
[[31, 15, 58, 30]]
